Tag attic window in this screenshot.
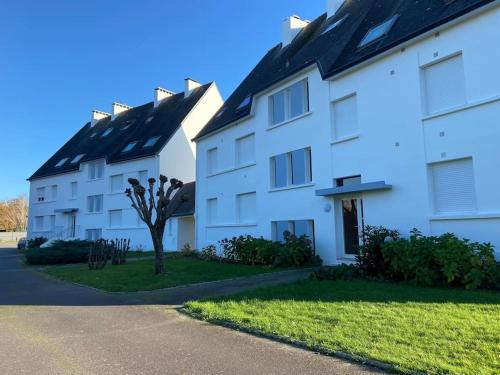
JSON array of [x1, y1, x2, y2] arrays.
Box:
[[215, 107, 226, 118], [121, 125, 130, 131], [101, 128, 113, 137], [55, 158, 69, 168], [143, 136, 161, 148], [236, 96, 251, 111], [70, 154, 85, 164], [145, 116, 154, 124], [122, 142, 138, 153], [90, 132, 98, 138], [358, 15, 399, 48], [322, 14, 348, 34]]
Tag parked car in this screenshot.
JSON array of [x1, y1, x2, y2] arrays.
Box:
[[17, 237, 27, 250]]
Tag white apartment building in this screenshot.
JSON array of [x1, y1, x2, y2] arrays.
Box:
[[194, 0, 500, 264], [28, 79, 223, 250]]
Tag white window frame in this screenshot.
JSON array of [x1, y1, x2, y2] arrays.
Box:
[[35, 216, 44, 231], [88, 160, 104, 180], [236, 192, 257, 224], [87, 194, 103, 213], [331, 93, 358, 141], [70, 181, 78, 199], [235, 133, 255, 167], [207, 198, 218, 225], [270, 147, 312, 189], [36, 187, 46, 202], [109, 174, 124, 193], [269, 79, 309, 126], [207, 147, 218, 175], [271, 220, 315, 246], [138, 170, 148, 187], [109, 209, 123, 228]]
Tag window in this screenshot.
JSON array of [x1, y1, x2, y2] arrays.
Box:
[[271, 148, 311, 188], [85, 229, 102, 241], [207, 148, 218, 175], [49, 215, 56, 230], [235, 134, 255, 167], [101, 128, 113, 137], [35, 216, 44, 231], [71, 154, 85, 164], [430, 158, 476, 214], [272, 220, 314, 244], [422, 54, 466, 114], [70, 182, 78, 199], [336, 175, 361, 187], [89, 160, 104, 180], [51, 185, 58, 200], [138, 170, 148, 186], [207, 198, 218, 225], [36, 187, 46, 202], [168, 219, 173, 235], [236, 192, 256, 224], [331, 94, 358, 140], [55, 158, 68, 168], [322, 14, 348, 34], [358, 15, 398, 47], [109, 209, 122, 228], [269, 79, 309, 125], [90, 132, 98, 138], [110, 174, 123, 193], [87, 194, 103, 213], [122, 142, 137, 153], [236, 96, 251, 111], [143, 136, 161, 148]]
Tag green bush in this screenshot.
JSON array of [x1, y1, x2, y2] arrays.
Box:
[[25, 246, 90, 265], [218, 233, 321, 267], [180, 243, 197, 257], [27, 237, 48, 248], [199, 245, 218, 261], [382, 229, 498, 289], [356, 226, 400, 278]]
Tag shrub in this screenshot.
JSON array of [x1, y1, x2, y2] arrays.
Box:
[[199, 245, 218, 261], [356, 226, 400, 278], [277, 231, 322, 267], [218, 233, 321, 267], [220, 236, 281, 265], [25, 246, 89, 265], [27, 237, 48, 248], [50, 239, 94, 250], [180, 243, 197, 257], [311, 264, 361, 281], [382, 229, 499, 289]]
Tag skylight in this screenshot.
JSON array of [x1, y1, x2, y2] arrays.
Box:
[[101, 128, 113, 137], [55, 158, 69, 168], [145, 116, 154, 124], [215, 107, 226, 118], [143, 136, 161, 148], [236, 96, 251, 111], [358, 15, 399, 48], [90, 132, 97, 138], [322, 14, 348, 35], [70, 154, 85, 164], [122, 142, 137, 153], [121, 124, 131, 131]]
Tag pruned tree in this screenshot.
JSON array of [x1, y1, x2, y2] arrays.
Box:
[[125, 175, 185, 275]]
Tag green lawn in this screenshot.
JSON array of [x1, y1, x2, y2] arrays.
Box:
[[185, 280, 500, 374], [45, 255, 288, 292]]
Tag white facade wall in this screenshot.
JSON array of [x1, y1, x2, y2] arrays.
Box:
[[28, 83, 223, 251], [196, 6, 500, 263]]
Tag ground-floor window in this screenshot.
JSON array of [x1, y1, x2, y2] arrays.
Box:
[[271, 220, 314, 246], [85, 228, 102, 241]]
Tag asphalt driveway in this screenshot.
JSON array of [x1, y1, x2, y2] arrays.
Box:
[[0, 245, 383, 375]]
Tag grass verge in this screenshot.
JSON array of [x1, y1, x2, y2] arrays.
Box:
[[45, 254, 290, 292], [184, 279, 500, 374]]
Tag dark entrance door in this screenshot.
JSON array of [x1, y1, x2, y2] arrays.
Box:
[[341, 199, 361, 255]]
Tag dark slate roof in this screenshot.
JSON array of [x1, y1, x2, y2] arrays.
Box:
[[171, 181, 195, 217], [195, 0, 493, 139], [29, 83, 212, 180]]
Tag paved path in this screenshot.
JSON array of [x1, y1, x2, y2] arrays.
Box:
[[0, 245, 384, 375]]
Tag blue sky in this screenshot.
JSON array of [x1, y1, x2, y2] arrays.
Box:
[[0, 0, 325, 200]]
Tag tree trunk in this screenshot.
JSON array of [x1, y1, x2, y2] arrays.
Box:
[[151, 229, 165, 275]]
